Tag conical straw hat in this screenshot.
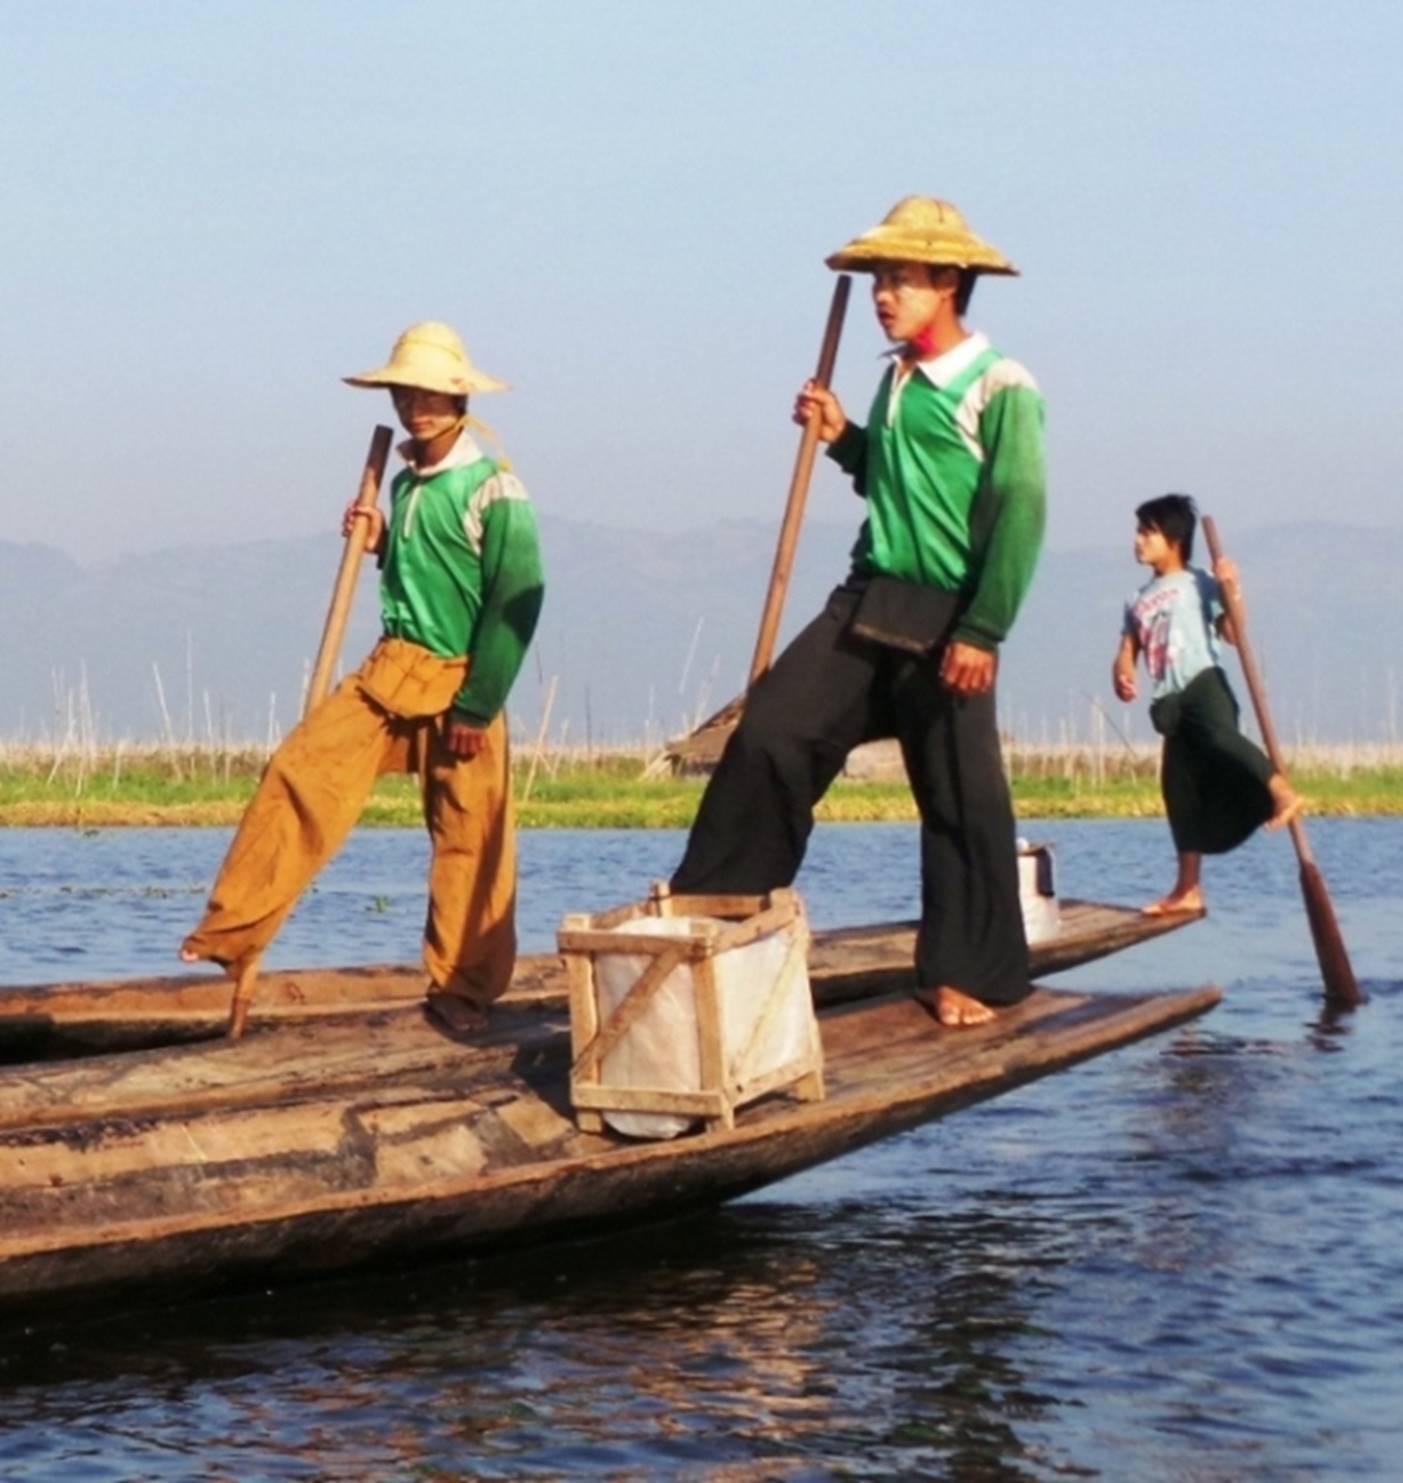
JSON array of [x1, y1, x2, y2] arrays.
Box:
[[826, 196, 1018, 276], [343, 321, 508, 395]]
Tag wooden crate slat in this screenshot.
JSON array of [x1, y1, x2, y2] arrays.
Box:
[[570, 944, 689, 1079], [569, 1086, 727, 1116], [559, 888, 825, 1135]]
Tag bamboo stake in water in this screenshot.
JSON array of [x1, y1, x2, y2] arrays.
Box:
[[305, 425, 394, 716], [521, 674, 559, 806], [1202, 515, 1363, 1009]]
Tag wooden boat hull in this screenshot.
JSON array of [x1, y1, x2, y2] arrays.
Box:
[[0, 899, 1198, 1058], [0, 901, 1210, 1312], [0, 975, 1217, 1313]]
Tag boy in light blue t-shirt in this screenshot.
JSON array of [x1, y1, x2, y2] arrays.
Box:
[[1112, 494, 1301, 915]]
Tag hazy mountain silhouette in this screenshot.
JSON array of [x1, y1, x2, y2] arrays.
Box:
[[3, 519, 1398, 747]]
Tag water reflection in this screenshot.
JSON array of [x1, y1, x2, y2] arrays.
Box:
[[1, 1197, 1076, 1479]]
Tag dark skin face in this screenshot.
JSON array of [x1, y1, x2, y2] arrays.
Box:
[[1133, 521, 1184, 577], [391, 387, 466, 467], [871, 262, 963, 363]]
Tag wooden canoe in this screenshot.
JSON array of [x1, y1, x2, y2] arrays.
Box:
[[0, 902, 1211, 1313], [0, 899, 1195, 1058]]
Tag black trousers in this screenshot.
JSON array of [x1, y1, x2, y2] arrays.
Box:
[[1158, 666, 1275, 854], [672, 586, 1030, 1005]]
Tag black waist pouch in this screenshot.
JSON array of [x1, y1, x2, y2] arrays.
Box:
[[1148, 690, 1183, 738], [849, 576, 963, 656]]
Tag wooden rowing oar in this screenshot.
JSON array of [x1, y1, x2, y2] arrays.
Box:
[[748, 273, 852, 684], [660, 278, 851, 766], [226, 424, 394, 1040], [1203, 515, 1363, 1009], [304, 424, 395, 717]]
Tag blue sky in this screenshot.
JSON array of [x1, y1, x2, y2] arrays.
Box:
[[3, 1, 1400, 562]]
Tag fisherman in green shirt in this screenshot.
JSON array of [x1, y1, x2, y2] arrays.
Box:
[[672, 197, 1046, 1028], [182, 322, 544, 1035]]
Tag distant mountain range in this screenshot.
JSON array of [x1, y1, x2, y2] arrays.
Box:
[[3, 519, 1398, 747]]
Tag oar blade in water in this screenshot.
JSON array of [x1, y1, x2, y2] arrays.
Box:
[[1299, 859, 1364, 1008]]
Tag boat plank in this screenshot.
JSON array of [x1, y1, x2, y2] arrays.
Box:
[[0, 900, 1200, 1052], [0, 900, 1204, 1134], [0, 1006, 564, 1133]]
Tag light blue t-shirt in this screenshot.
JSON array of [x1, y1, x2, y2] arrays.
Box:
[[1123, 566, 1223, 702]]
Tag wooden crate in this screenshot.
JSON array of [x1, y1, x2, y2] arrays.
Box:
[[558, 884, 826, 1135]]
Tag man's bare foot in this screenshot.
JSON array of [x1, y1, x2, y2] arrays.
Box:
[[425, 991, 490, 1036], [1266, 782, 1305, 832], [914, 985, 997, 1028], [1142, 888, 1204, 916]]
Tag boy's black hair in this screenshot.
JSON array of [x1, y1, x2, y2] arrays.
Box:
[[1136, 493, 1198, 562], [955, 270, 976, 316]]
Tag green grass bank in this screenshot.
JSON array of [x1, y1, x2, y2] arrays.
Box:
[[4, 743, 1402, 828]]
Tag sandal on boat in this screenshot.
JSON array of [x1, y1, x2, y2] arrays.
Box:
[[425, 991, 490, 1037]]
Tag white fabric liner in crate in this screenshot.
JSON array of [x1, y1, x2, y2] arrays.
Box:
[[593, 914, 815, 1140], [1017, 840, 1060, 945]]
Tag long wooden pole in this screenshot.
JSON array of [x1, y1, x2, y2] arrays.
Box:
[[304, 424, 395, 717], [227, 425, 393, 1041], [1202, 515, 1363, 1009], [747, 275, 852, 685]]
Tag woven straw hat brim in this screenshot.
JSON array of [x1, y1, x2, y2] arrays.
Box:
[[826, 234, 1019, 275], [343, 364, 508, 395], [825, 199, 1018, 275]]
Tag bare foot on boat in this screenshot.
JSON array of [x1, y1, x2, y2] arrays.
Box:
[[914, 985, 997, 1028], [1142, 888, 1204, 916], [1266, 777, 1305, 832], [425, 991, 490, 1037]]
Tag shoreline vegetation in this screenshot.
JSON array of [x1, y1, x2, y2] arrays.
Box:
[[3, 740, 1402, 828]]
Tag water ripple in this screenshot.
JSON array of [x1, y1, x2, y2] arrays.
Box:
[[0, 821, 1401, 1479]]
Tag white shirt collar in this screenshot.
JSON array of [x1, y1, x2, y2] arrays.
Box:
[[399, 428, 487, 477], [884, 330, 990, 389]]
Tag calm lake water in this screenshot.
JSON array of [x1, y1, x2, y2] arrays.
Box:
[[0, 819, 1400, 1480]]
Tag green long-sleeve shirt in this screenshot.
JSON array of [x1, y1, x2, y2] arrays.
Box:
[[379, 434, 544, 722], [827, 332, 1046, 650]]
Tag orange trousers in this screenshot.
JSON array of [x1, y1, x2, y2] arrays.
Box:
[[181, 672, 516, 1007]]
